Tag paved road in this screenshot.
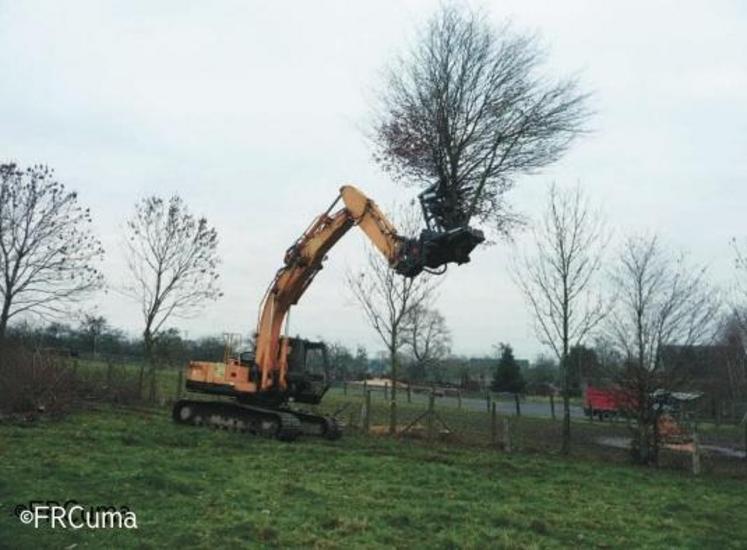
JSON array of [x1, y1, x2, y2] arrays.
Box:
[[418, 393, 585, 418], [336, 387, 585, 418]]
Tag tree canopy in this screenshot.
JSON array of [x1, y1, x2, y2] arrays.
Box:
[[491, 343, 525, 393]]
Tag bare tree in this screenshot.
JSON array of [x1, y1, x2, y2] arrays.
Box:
[[514, 183, 606, 454], [730, 238, 747, 341], [79, 313, 108, 358], [716, 313, 746, 403], [0, 164, 104, 350], [373, 5, 589, 236], [725, 239, 747, 400], [402, 305, 451, 382], [123, 195, 221, 384], [604, 235, 720, 465], [347, 206, 438, 433]]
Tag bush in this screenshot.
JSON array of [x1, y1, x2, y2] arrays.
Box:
[[0, 346, 78, 417], [0, 345, 144, 419]]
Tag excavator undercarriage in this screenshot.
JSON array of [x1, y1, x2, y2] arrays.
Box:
[[172, 399, 341, 442], [174, 337, 340, 442]]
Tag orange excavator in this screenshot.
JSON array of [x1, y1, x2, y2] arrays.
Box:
[[172, 185, 483, 441]]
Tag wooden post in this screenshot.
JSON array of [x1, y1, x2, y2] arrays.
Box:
[[363, 390, 371, 433], [407, 384, 411, 403], [176, 369, 183, 399], [503, 418, 512, 453], [514, 393, 521, 416], [348, 410, 355, 431], [692, 428, 701, 476], [363, 379, 367, 397], [457, 390, 462, 409], [384, 382, 389, 400], [550, 394, 556, 420], [389, 400, 397, 435], [427, 392, 435, 441], [491, 402, 497, 446], [486, 392, 491, 413]]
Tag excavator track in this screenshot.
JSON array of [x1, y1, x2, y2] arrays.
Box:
[[171, 400, 340, 442]]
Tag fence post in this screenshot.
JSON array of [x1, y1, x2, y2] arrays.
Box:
[[363, 390, 371, 433], [407, 384, 411, 403], [389, 400, 397, 435], [550, 394, 556, 420], [503, 418, 512, 453], [384, 382, 389, 401], [514, 393, 521, 416], [486, 392, 491, 413], [176, 369, 183, 400], [427, 392, 435, 442], [363, 379, 367, 397], [692, 428, 701, 476], [457, 390, 462, 409], [491, 402, 497, 446]]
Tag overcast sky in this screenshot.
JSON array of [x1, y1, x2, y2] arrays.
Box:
[[1, 1, 745, 360]]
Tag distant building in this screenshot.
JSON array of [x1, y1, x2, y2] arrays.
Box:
[[661, 345, 745, 400]]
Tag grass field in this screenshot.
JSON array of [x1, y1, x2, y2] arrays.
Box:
[[1, 407, 745, 549]]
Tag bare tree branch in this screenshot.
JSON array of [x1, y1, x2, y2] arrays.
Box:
[[372, 5, 590, 236], [0, 163, 104, 347], [122, 195, 222, 357], [513, 182, 607, 453], [346, 204, 439, 431], [402, 305, 451, 382], [601, 234, 720, 465]]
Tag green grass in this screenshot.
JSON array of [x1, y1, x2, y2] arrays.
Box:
[[1, 408, 745, 549]]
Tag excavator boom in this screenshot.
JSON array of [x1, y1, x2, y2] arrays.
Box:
[[255, 185, 408, 391]]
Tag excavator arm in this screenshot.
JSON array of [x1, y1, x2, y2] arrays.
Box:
[[254, 185, 410, 390]]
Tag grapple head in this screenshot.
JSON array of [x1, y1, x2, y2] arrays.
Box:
[[395, 226, 485, 277]]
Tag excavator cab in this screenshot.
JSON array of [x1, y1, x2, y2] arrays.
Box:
[[285, 338, 330, 405]]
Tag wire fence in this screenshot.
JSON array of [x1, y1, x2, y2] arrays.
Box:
[[310, 384, 747, 479], [27, 357, 745, 479]]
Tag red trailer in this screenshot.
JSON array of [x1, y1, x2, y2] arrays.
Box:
[[583, 386, 633, 420]]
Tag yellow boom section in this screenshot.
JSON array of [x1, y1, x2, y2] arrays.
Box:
[[254, 185, 404, 390]]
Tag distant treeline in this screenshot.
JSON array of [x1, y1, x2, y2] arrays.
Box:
[[6, 321, 225, 365], [6, 319, 572, 391]]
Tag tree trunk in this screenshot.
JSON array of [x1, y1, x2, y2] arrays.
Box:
[[389, 343, 397, 434], [560, 280, 571, 455], [140, 327, 155, 402], [0, 296, 12, 359], [652, 408, 661, 467], [560, 354, 571, 455], [562, 393, 571, 454]]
